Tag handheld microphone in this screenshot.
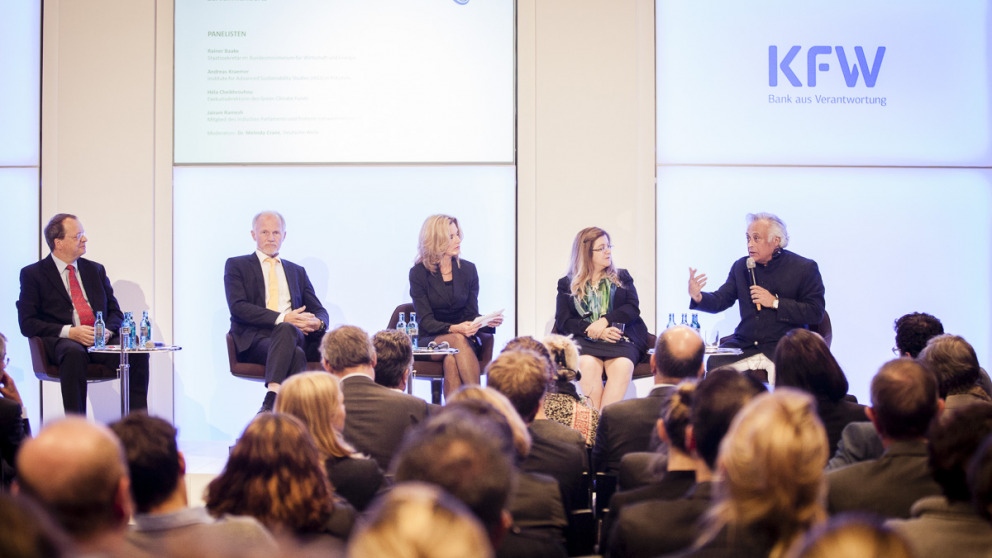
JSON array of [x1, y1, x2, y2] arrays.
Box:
[[746, 257, 761, 311]]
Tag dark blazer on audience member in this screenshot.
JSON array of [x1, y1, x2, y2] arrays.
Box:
[[609, 481, 714, 558], [601, 469, 696, 556], [524, 419, 588, 513], [325, 454, 387, 513], [826, 440, 942, 519], [593, 385, 674, 473], [338, 375, 430, 471], [1, 398, 30, 488], [508, 471, 568, 539], [223, 253, 328, 355], [816, 396, 868, 456], [826, 421, 883, 470]]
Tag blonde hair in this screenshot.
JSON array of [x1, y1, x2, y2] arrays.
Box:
[[567, 227, 620, 298], [787, 515, 913, 558], [703, 389, 828, 558], [448, 386, 532, 460], [348, 482, 494, 558], [415, 214, 462, 273], [275, 372, 357, 460]]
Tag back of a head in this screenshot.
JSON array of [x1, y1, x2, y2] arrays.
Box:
[[714, 389, 827, 539], [348, 482, 494, 558], [0, 493, 70, 558], [485, 349, 551, 423], [918, 334, 982, 398], [15, 417, 130, 541], [372, 329, 413, 389], [655, 326, 705, 380], [869, 358, 939, 441], [392, 409, 514, 535], [773, 329, 848, 401], [663, 381, 697, 454], [928, 402, 992, 502], [446, 387, 532, 462], [693, 368, 767, 470], [788, 514, 913, 558], [894, 312, 943, 358], [275, 371, 354, 460], [542, 333, 581, 383], [320, 325, 375, 373], [109, 413, 180, 514], [205, 413, 332, 533]]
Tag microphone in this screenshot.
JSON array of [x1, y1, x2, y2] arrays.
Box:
[[746, 257, 761, 311]]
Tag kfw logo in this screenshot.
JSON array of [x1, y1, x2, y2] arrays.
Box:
[[769, 46, 885, 87]]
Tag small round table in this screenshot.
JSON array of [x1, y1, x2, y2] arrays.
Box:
[[89, 342, 182, 415]]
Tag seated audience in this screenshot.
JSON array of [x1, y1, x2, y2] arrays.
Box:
[[773, 329, 867, 454], [826, 358, 943, 518], [348, 482, 494, 558], [205, 413, 355, 550], [372, 329, 414, 391], [15, 417, 147, 557], [679, 389, 828, 558], [609, 368, 765, 558], [594, 325, 704, 474], [1, 332, 31, 490], [887, 402, 992, 556], [894, 312, 944, 358], [321, 325, 430, 470], [968, 432, 992, 523], [486, 347, 587, 513], [918, 334, 992, 412], [787, 514, 913, 558], [275, 371, 386, 512], [601, 381, 698, 554], [109, 413, 278, 555], [0, 493, 70, 558]]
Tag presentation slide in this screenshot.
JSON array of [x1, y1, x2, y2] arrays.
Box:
[[175, 0, 514, 164], [655, 166, 992, 403], [656, 0, 992, 166]]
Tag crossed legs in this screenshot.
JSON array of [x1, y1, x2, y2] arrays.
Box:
[[435, 333, 481, 400]]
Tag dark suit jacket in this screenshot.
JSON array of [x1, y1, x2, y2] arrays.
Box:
[[826, 440, 942, 519], [601, 469, 696, 556], [817, 397, 868, 456], [524, 420, 588, 513], [1, 398, 29, 488], [826, 421, 883, 470], [18, 255, 124, 342], [408, 259, 494, 340], [224, 254, 328, 354], [593, 385, 674, 473], [339, 375, 430, 471], [609, 481, 713, 558], [554, 269, 650, 353], [325, 454, 387, 513]]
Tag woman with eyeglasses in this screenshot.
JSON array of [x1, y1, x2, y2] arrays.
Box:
[[555, 227, 649, 410], [410, 214, 503, 399]]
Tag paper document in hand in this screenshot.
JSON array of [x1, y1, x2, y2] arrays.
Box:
[[472, 309, 504, 328]]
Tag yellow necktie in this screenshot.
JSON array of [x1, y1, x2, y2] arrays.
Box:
[[265, 257, 279, 311]]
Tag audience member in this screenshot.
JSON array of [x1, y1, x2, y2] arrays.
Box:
[[321, 325, 429, 470], [886, 402, 992, 556], [541, 334, 599, 447], [594, 326, 704, 476], [826, 358, 943, 518], [15, 417, 146, 557], [773, 328, 867, 454], [372, 329, 414, 390], [275, 371, 386, 512], [486, 348, 587, 513], [609, 368, 765, 558], [109, 413, 278, 556], [787, 514, 913, 558], [679, 389, 828, 558], [968, 432, 992, 522], [205, 413, 354, 550], [601, 381, 698, 554], [0, 493, 70, 558], [348, 482, 494, 558], [918, 334, 992, 412], [894, 312, 944, 358], [1, 332, 31, 490]]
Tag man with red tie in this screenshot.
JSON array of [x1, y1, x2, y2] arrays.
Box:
[[17, 214, 149, 414]]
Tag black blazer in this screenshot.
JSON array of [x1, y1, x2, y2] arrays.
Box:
[[593, 385, 674, 473], [339, 375, 430, 471], [1, 398, 29, 489], [409, 259, 494, 338], [224, 253, 329, 354], [554, 268, 649, 353], [18, 255, 124, 340]]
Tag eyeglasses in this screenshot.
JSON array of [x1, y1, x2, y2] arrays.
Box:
[[891, 347, 902, 356], [591, 244, 614, 253], [427, 341, 450, 351]]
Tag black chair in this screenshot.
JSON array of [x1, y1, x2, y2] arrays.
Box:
[[28, 336, 118, 419], [565, 508, 597, 556], [225, 332, 322, 382]]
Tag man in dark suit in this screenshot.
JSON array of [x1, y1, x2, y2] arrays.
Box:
[[593, 325, 705, 475], [321, 325, 429, 470], [826, 358, 944, 519], [224, 211, 328, 412], [17, 213, 148, 414]]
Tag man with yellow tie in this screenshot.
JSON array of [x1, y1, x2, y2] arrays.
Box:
[[224, 211, 329, 412]]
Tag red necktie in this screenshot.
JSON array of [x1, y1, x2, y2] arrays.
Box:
[[67, 264, 96, 326]]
